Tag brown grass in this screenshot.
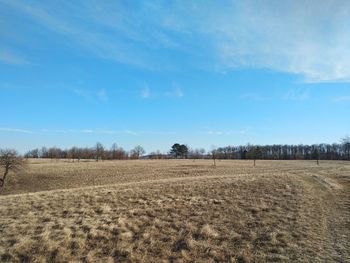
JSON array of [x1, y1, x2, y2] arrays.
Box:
[[0, 160, 349, 262]]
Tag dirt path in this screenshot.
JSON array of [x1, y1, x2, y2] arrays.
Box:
[[0, 171, 269, 199], [292, 171, 350, 262]]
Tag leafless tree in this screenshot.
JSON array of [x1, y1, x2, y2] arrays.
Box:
[[341, 136, 350, 160], [95, 142, 104, 161], [130, 145, 146, 159], [111, 143, 118, 159], [211, 149, 217, 167], [68, 147, 79, 162], [0, 149, 27, 188]]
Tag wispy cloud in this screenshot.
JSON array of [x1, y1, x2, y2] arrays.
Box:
[[207, 130, 247, 136], [165, 87, 184, 98], [332, 96, 350, 103], [2, 0, 152, 68], [240, 93, 270, 101], [0, 127, 33, 134], [73, 89, 108, 103], [164, 82, 185, 98], [141, 83, 184, 99], [3, 0, 350, 81], [174, 87, 184, 98], [96, 89, 108, 102], [0, 50, 28, 65], [283, 89, 309, 101], [203, 1, 350, 82], [141, 85, 151, 99], [0, 127, 173, 135]]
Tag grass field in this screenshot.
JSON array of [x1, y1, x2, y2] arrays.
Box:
[[0, 159, 349, 262]]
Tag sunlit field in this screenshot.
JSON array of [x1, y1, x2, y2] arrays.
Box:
[[1, 159, 349, 262]]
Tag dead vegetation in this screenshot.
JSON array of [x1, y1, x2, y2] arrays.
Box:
[[0, 160, 349, 262]]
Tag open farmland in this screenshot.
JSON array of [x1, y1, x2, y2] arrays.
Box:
[[0, 160, 349, 262]]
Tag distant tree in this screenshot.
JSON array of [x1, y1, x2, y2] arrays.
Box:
[[149, 150, 163, 159], [110, 143, 118, 159], [0, 149, 27, 188], [341, 136, 350, 160], [179, 144, 188, 158], [154, 150, 163, 159], [170, 143, 181, 158], [240, 147, 247, 159], [68, 147, 79, 162], [189, 148, 206, 159], [199, 148, 206, 158], [48, 147, 61, 160], [211, 149, 217, 167], [311, 145, 320, 165], [130, 145, 146, 159], [249, 146, 262, 166], [24, 148, 39, 158], [95, 142, 104, 161], [40, 147, 48, 158], [170, 143, 188, 158]]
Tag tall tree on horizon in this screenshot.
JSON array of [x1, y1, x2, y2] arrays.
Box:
[[170, 143, 188, 158]]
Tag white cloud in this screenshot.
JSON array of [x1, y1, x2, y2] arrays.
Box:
[[0, 128, 172, 136], [165, 88, 184, 98], [0, 50, 28, 65], [141, 86, 151, 98], [197, 0, 350, 82], [141, 83, 184, 99], [2, 0, 152, 69], [97, 89, 108, 102], [174, 87, 184, 98], [332, 96, 350, 103], [165, 82, 185, 98], [283, 89, 309, 101], [73, 89, 108, 103], [240, 93, 270, 101], [4, 0, 350, 82], [0, 127, 33, 133], [207, 129, 247, 136]]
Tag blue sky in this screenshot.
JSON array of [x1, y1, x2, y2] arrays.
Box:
[[1, 0, 349, 153]]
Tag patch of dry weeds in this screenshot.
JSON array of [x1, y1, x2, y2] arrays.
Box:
[[0, 160, 349, 262]]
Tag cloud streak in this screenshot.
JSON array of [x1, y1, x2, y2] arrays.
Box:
[[73, 89, 108, 103], [0, 127, 34, 133], [332, 96, 350, 103], [1, 128, 173, 136], [206, 130, 248, 136], [0, 50, 28, 65], [3, 0, 350, 82], [141, 83, 184, 99], [141, 85, 151, 99]]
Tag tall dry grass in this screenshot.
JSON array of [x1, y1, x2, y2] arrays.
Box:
[[0, 160, 349, 262]]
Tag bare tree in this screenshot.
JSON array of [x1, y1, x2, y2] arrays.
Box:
[[110, 143, 118, 159], [130, 145, 146, 159], [248, 146, 262, 167], [95, 142, 104, 161], [211, 148, 217, 167], [68, 147, 79, 162], [341, 136, 350, 160], [0, 149, 27, 188]]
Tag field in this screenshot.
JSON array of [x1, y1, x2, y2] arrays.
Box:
[[0, 159, 349, 262]]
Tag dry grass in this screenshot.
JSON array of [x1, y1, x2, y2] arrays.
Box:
[[0, 160, 349, 262]]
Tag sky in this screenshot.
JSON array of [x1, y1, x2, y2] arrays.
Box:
[[1, 0, 350, 154]]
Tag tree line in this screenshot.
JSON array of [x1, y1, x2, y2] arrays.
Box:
[[24, 143, 145, 161], [21, 136, 350, 161], [211, 140, 350, 161], [0, 137, 349, 188]]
